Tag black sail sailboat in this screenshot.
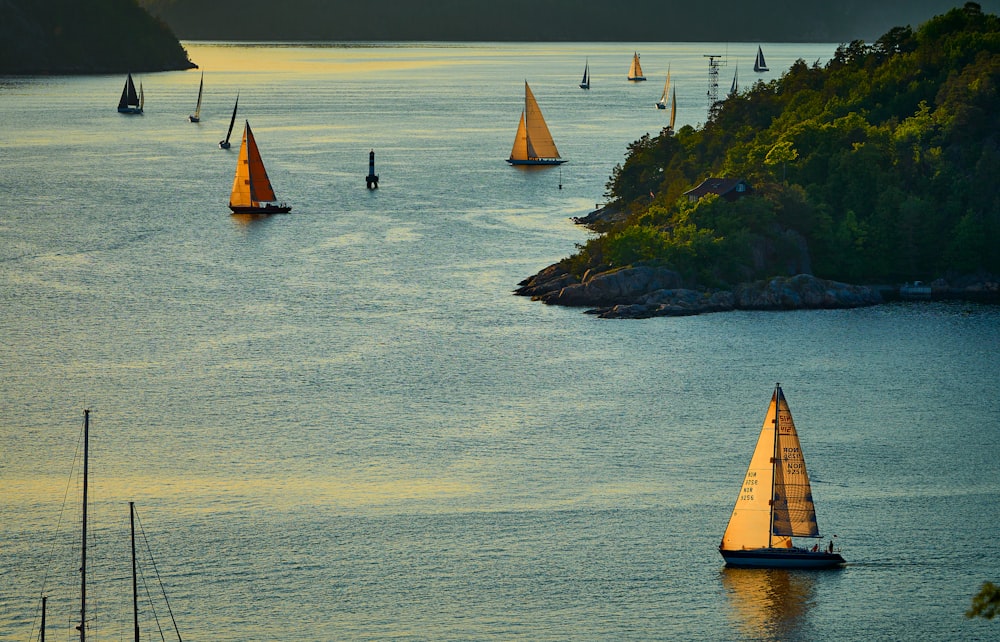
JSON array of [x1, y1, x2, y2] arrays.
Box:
[[219, 92, 239, 149], [117, 73, 144, 114]]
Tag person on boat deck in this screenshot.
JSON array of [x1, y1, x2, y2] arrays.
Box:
[[828, 540, 834, 553], [812, 543, 819, 552]]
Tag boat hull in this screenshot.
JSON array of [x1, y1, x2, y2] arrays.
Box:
[[219, 141, 231, 149], [628, 76, 646, 81], [229, 204, 292, 214], [118, 107, 143, 114], [720, 547, 845, 569], [189, 116, 200, 123], [655, 103, 667, 109], [506, 158, 566, 166]]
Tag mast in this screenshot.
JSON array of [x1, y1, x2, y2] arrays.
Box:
[[768, 383, 780, 549], [78, 409, 89, 642], [40, 595, 46, 642], [131, 502, 139, 642]]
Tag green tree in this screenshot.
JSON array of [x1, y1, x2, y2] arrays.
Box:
[[967, 581, 1000, 620]]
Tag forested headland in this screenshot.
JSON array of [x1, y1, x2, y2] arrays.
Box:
[[518, 3, 1000, 317], [0, 0, 194, 74]]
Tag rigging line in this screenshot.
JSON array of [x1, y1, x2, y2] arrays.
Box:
[[135, 508, 184, 642]]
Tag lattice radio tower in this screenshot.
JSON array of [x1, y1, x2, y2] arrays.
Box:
[[704, 54, 724, 118]]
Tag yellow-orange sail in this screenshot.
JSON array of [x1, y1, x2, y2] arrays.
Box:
[[507, 82, 564, 165], [230, 121, 283, 211], [628, 52, 646, 81], [721, 384, 820, 552]]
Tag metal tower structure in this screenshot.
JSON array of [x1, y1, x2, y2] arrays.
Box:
[[704, 54, 723, 117]]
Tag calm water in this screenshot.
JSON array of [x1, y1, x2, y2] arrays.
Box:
[[2, 42, 999, 641]]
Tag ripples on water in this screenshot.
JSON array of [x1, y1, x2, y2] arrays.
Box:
[[2, 43, 999, 640]]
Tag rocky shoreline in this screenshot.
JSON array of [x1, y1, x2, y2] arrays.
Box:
[[515, 263, 999, 319]]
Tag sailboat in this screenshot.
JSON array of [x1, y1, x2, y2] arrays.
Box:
[[579, 59, 590, 89], [188, 71, 203, 122], [506, 82, 566, 166], [719, 384, 846, 569], [729, 65, 739, 97], [655, 65, 671, 109], [33, 410, 185, 642], [754, 45, 769, 72], [627, 51, 646, 81], [229, 120, 292, 214], [219, 92, 239, 149], [117, 73, 143, 114]]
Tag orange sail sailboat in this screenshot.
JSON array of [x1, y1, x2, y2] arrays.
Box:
[[506, 82, 565, 166], [229, 120, 291, 214]]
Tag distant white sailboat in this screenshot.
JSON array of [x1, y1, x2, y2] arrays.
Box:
[[188, 71, 203, 122], [628, 51, 646, 81], [655, 65, 671, 109], [507, 82, 566, 166], [719, 384, 846, 569], [754, 45, 769, 72]]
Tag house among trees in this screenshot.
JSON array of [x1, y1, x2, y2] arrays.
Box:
[[683, 177, 752, 202]]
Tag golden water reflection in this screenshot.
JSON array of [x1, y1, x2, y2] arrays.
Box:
[[720, 567, 817, 641]]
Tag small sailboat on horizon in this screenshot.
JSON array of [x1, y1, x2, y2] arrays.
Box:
[[188, 71, 204, 122], [507, 82, 565, 166], [628, 51, 646, 81], [719, 384, 846, 569], [229, 120, 292, 214], [754, 45, 769, 72], [117, 73, 143, 114], [579, 58, 590, 89], [655, 64, 671, 109], [219, 92, 239, 149], [730, 65, 739, 97]]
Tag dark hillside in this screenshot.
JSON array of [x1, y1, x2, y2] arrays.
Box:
[[0, 0, 194, 74]]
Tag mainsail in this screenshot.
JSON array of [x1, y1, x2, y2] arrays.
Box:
[[230, 121, 278, 208], [669, 87, 677, 131], [191, 72, 203, 121], [721, 385, 820, 552]]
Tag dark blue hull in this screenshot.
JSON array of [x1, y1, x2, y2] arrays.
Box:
[[720, 547, 845, 569], [506, 158, 566, 166]]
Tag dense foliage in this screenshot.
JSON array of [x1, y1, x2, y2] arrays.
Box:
[[568, 3, 1000, 286], [0, 0, 193, 74]]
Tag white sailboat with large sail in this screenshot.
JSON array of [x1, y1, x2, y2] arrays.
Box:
[[655, 65, 671, 109], [507, 82, 565, 166], [628, 51, 646, 81], [754, 45, 769, 72], [188, 71, 204, 122], [229, 120, 292, 214], [719, 384, 845, 569]]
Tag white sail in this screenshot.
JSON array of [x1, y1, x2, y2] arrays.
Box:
[[656, 65, 671, 108], [192, 72, 203, 120], [721, 385, 820, 552]]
